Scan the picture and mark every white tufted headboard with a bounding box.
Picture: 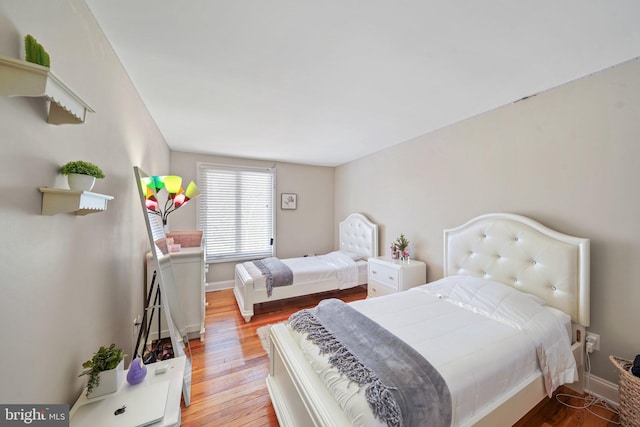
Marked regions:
[444,213,590,327]
[339,213,379,260]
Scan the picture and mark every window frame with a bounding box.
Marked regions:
[197,162,276,264]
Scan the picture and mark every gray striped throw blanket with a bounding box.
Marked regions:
[253,257,293,297]
[289,298,452,427]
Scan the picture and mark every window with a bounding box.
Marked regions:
[198,163,275,263]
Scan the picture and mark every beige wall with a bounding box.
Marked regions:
[336,57,640,383]
[2,0,635,406]
[0,1,170,404]
[170,151,335,283]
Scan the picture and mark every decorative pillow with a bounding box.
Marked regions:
[426,275,547,307]
[338,250,364,261]
[423,275,551,328]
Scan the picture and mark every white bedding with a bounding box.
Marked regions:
[289,275,577,427]
[242,251,366,292]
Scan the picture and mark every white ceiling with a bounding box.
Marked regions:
[86,1,640,167]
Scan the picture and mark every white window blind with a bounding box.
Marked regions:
[198,163,275,263]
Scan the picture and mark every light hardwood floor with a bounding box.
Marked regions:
[180,287,620,426]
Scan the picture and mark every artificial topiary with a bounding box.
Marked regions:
[394,233,410,252]
[24,34,50,67]
[60,160,105,179]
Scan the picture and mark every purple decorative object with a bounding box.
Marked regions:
[126,357,147,385]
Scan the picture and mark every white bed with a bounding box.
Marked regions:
[266,213,590,427]
[234,213,379,322]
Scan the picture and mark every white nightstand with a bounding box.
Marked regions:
[367,256,427,298]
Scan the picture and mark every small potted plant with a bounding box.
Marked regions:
[79,343,126,398]
[394,233,410,260]
[60,160,105,192]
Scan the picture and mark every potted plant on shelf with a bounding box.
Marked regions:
[60,160,105,192]
[79,343,126,398]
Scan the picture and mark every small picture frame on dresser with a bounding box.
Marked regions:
[281,193,297,210]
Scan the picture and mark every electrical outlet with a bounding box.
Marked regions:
[133,314,142,327]
[586,332,600,353]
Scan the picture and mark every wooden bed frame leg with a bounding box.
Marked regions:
[567,325,587,394]
[233,285,254,322]
[234,264,256,322]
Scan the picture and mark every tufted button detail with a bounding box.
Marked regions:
[531,260,537,265]
[551,285,557,291]
[483,272,489,278]
[514,236,519,242]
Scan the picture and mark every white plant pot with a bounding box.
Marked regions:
[67,173,96,191]
[87,360,124,399]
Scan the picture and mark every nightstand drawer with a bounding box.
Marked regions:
[368,280,396,298]
[367,256,427,297]
[368,263,399,288]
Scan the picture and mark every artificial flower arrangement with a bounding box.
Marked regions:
[391,233,410,260]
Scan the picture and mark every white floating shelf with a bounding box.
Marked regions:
[0,55,94,124]
[39,188,113,216]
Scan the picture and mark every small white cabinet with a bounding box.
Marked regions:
[146,245,206,342]
[367,256,427,298]
[70,356,185,427]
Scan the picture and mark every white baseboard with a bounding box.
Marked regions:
[585,372,619,406]
[206,280,234,292]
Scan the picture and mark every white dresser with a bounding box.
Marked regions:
[367,256,427,298]
[146,238,206,342]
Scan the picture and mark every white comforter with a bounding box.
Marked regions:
[290,275,577,427]
[243,251,359,291]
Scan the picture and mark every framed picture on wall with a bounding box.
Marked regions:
[281,193,297,210]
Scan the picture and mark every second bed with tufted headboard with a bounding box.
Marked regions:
[266,212,590,427]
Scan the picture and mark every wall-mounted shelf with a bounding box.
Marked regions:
[0,55,94,124]
[39,188,113,216]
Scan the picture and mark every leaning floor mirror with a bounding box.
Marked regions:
[133,166,193,407]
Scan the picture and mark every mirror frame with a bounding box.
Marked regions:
[133,166,192,406]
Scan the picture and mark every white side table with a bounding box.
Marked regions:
[367,256,427,298]
[70,356,185,427]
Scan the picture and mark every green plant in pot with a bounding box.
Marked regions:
[60,160,105,192]
[79,343,126,398]
[395,233,410,258]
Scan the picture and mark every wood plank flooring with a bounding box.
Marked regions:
[180,287,620,426]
